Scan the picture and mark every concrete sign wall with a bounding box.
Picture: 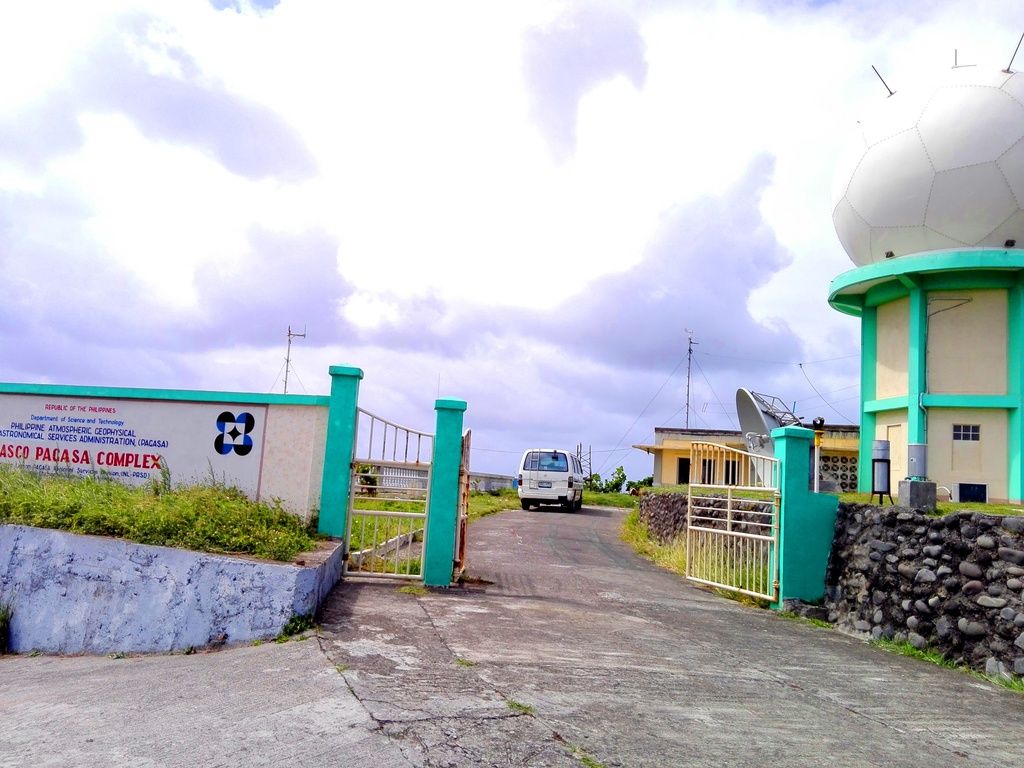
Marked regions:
[0,393,268,495]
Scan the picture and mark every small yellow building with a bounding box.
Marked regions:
[634,425,860,491]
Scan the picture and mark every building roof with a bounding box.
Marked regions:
[635,423,860,454]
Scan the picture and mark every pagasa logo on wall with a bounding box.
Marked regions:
[214,411,255,456]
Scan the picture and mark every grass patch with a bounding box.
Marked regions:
[347,512,422,554]
[397,584,429,596]
[467,488,519,520]
[279,613,314,637]
[620,509,687,574]
[582,490,638,509]
[455,657,477,667]
[570,746,606,768]
[0,465,318,561]
[335,664,348,673]
[840,491,1024,517]
[871,637,1024,693]
[505,698,535,716]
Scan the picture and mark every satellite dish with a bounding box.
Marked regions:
[735,389,802,459]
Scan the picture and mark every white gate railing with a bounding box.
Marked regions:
[346,408,433,580]
[686,442,780,601]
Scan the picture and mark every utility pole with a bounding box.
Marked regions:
[684,329,698,428]
[283,325,306,394]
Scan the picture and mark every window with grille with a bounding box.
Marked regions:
[952,424,980,442]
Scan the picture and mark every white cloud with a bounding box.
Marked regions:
[4,0,1023,479]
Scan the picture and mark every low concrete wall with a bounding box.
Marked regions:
[0,524,343,654]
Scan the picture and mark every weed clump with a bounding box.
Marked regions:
[0,465,317,561]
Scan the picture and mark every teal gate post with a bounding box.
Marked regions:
[423,398,467,587]
[771,426,840,609]
[318,365,363,538]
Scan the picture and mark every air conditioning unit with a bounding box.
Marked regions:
[954,483,987,503]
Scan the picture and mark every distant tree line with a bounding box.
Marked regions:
[585,466,653,494]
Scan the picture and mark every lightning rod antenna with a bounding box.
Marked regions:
[283,324,306,394]
[871,65,895,97]
[1006,32,1024,73]
[684,329,699,429]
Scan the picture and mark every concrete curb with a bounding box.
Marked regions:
[0,524,343,654]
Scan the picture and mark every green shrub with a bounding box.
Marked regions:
[0,466,317,561]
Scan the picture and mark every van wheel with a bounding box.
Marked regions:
[521,499,531,510]
[575,497,583,511]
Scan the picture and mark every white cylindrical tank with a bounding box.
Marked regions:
[872,439,891,493]
[908,443,927,479]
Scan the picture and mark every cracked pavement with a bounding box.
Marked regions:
[319,506,1024,767]
[3,504,1024,766]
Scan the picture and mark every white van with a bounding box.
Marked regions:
[517,448,584,511]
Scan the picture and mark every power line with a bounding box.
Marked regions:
[696,351,858,366]
[693,357,737,429]
[798,363,852,422]
[593,352,689,476]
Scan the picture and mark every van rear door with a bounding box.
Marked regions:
[522,450,540,491]
[535,450,569,495]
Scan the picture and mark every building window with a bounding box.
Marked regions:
[952,424,980,442]
[724,459,739,485]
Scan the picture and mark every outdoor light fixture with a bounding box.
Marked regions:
[884,250,895,258]
[1007,239,1017,247]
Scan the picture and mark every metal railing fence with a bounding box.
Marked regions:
[686,442,780,601]
[346,408,433,580]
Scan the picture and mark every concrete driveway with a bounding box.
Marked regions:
[320,505,1024,767]
[3,504,1024,767]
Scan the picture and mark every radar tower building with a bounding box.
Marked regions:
[829,59,1024,504]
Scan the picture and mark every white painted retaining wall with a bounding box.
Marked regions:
[0,525,343,654]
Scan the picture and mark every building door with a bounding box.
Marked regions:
[677,457,691,485]
[886,423,905,493]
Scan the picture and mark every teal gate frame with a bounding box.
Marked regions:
[685,426,840,608]
[317,366,467,587]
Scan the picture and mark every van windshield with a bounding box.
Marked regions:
[528,454,569,473]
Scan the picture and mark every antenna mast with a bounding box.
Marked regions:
[1006,32,1024,73]
[283,325,306,394]
[684,330,698,429]
[871,65,895,97]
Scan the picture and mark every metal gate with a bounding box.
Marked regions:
[345,408,433,580]
[453,430,471,578]
[686,442,780,602]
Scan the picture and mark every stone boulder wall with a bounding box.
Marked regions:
[825,503,1024,677]
[638,492,773,543]
[638,493,688,543]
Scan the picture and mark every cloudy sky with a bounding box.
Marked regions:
[0,1,1020,480]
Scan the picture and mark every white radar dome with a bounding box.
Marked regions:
[832,66,1024,266]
